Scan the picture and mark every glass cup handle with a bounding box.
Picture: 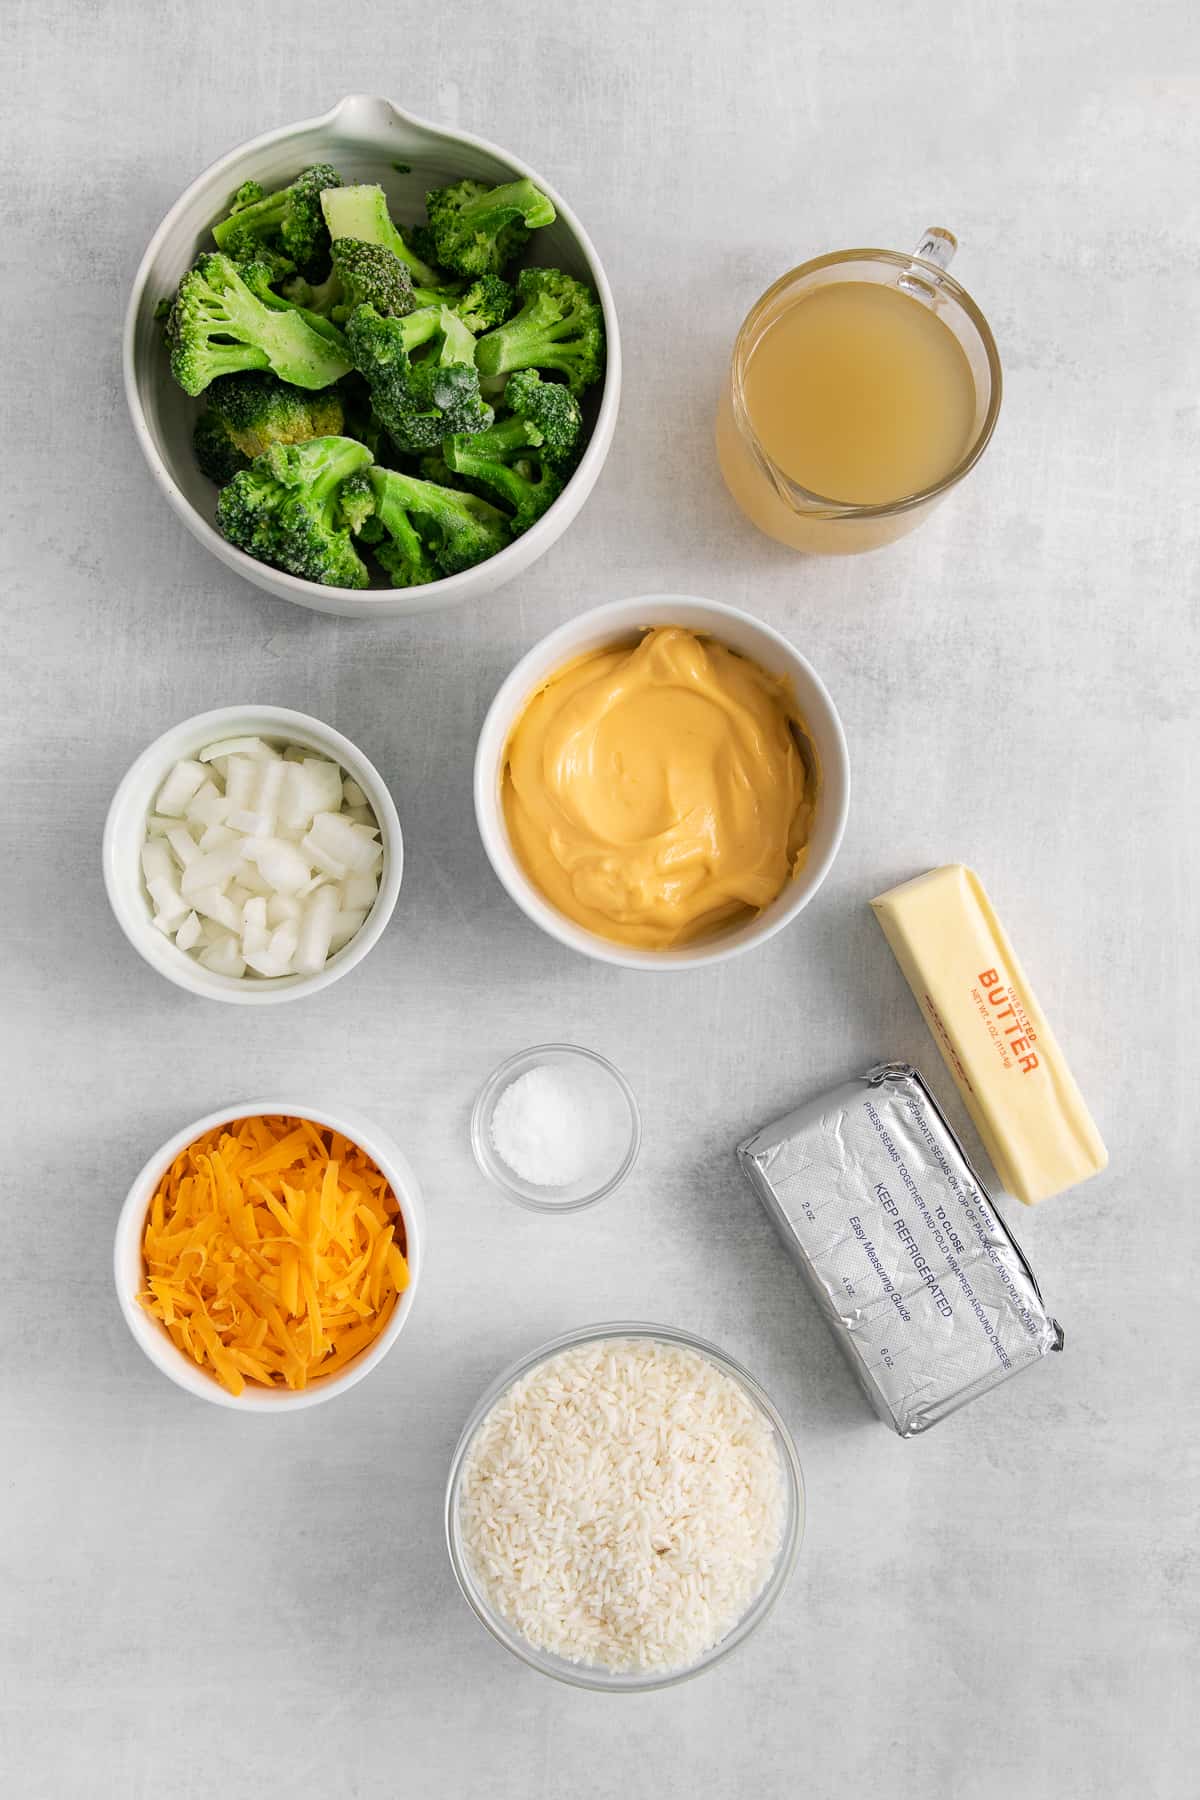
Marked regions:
[898,227,958,301]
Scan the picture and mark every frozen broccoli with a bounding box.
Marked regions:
[367,465,510,585]
[167,253,351,395]
[321,184,443,291]
[283,238,417,323]
[215,435,374,588]
[336,466,377,535]
[192,372,344,483]
[346,302,492,456]
[449,275,515,334]
[422,178,556,278]
[473,267,604,396]
[212,164,343,269]
[442,370,582,532]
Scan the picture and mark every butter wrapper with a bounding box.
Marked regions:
[737,1064,1063,1436]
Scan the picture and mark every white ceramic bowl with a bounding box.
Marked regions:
[103,704,402,1004]
[124,94,622,619]
[114,1099,424,1412]
[445,1322,805,1690]
[474,595,851,969]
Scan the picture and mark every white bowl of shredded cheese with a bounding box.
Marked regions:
[445,1323,804,1689]
[114,1098,424,1411]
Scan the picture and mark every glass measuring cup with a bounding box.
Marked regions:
[715,230,1002,554]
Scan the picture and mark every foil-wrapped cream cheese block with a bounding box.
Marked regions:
[737,1064,1063,1436]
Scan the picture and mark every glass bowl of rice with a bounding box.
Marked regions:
[444,1321,805,1691]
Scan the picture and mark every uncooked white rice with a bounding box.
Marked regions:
[457,1337,786,1674]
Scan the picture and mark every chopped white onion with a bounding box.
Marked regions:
[295,883,339,975]
[266,893,301,928]
[147,875,188,925]
[198,937,246,978]
[241,895,270,956]
[227,809,275,837]
[180,844,245,896]
[185,781,228,828]
[330,907,368,952]
[141,740,382,980]
[154,760,207,817]
[243,836,312,894]
[308,811,382,873]
[342,872,378,911]
[299,833,347,880]
[189,886,241,932]
[165,825,200,868]
[175,910,202,951]
[279,759,342,829]
[141,839,175,885]
[198,823,239,852]
[198,736,273,763]
[268,920,299,965]
[223,756,257,814]
[255,758,287,819]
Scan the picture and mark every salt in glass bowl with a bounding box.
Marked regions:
[470,1044,640,1212]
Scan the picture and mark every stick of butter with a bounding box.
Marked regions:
[871,865,1107,1204]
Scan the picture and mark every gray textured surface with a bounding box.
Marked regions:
[4,3,1197,1796]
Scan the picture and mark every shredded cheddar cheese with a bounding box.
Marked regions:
[139,1115,409,1396]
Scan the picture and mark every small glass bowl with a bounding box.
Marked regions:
[470,1043,641,1212]
[444,1322,806,1691]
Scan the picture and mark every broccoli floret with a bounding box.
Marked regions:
[280,267,338,314]
[216,435,373,588]
[331,239,416,320]
[346,302,493,456]
[337,466,377,535]
[374,508,440,587]
[473,267,604,397]
[212,164,343,269]
[422,178,556,278]
[192,373,344,483]
[442,373,582,532]
[450,275,515,333]
[193,413,251,486]
[285,239,417,324]
[321,184,443,291]
[492,369,583,463]
[166,253,351,396]
[232,242,297,283]
[228,179,264,212]
[368,465,510,584]
[236,260,349,348]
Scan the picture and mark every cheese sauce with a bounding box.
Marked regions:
[502,628,818,949]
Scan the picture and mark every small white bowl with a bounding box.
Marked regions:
[114,1099,423,1411]
[474,595,851,970]
[103,704,402,1004]
[123,93,622,620]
